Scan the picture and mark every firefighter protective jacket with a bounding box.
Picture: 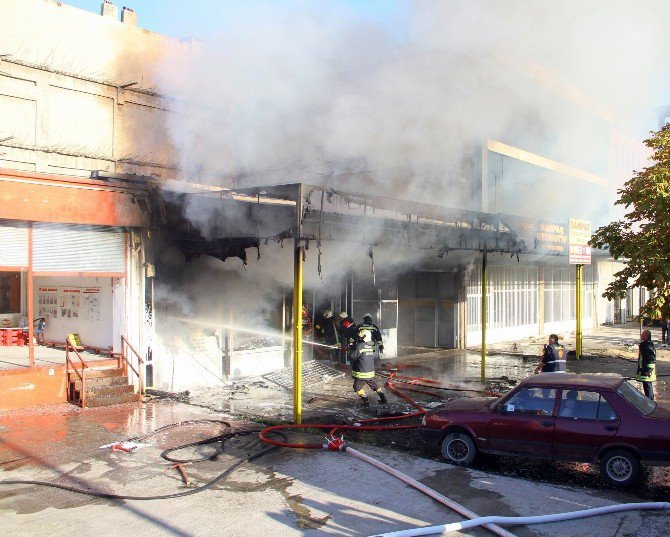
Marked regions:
[636,339,657,382]
[351,341,376,379]
[357,320,383,351]
[542,343,566,373]
[339,317,357,349]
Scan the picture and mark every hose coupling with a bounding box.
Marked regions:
[323,434,346,451]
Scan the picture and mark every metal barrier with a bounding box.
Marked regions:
[66,339,89,407]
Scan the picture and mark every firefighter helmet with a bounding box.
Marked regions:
[363,313,373,321]
[323,310,333,319]
[338,311,348,319]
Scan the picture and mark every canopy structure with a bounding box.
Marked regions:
[92,171,593,423]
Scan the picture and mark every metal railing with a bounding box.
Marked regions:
[121,335,144,397]
[66,339,89,407]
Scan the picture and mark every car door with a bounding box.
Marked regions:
[487,387,557,456]
[552,389,619,461]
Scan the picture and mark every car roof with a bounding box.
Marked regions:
[519,373,624,390]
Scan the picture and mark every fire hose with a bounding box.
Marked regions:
[259,374,515,537]
[259,373,669,537]
[370,502,670,537]
[0,420,284,500]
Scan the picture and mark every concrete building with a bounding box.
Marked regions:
[0,0,182,408]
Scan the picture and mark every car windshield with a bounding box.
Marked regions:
[617,380,656,416]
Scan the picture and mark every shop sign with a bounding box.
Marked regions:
[506,217,568,255]
[569,219,592,264]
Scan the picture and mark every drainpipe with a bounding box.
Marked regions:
[481,250,487,382]
[576,264,583,359]
[292,184,304,424]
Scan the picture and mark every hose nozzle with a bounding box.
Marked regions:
[323,434,346,451]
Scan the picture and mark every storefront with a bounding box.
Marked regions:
[0,168,151,409]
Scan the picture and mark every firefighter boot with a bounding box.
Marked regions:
[376,389,387,405]
[357,389,371,407]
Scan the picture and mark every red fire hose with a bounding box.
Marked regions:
[258,371,516,537]
[258,373,427,449]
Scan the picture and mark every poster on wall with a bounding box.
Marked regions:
[82,287,101,321]
[37,287,59,320]
[59,288,81,319]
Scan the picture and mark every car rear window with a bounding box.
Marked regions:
[558,389,618,421]
[617,380,656,416]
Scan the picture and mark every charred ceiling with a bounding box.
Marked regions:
[153,183,527,267]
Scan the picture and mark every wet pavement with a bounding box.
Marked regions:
[2,324,670,535]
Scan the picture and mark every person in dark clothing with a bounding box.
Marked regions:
[320,310,339,361]
[350,328,387,406]
[357,313,384,360]
[534,334,566,374]
[637,329,656,400]
[662,319,668,346]
[338,311,357,365]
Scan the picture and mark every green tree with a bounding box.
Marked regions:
[589,123,670,321]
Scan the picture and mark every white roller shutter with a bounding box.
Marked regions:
[33,223,126,273]
[0,222,28,267]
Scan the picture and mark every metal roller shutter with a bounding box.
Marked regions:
[0,222,29,267]
[33,223,125,273]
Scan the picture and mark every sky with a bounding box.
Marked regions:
[64,0,412,43]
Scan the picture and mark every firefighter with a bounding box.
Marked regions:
[357,313,384,361]
[350,328,387,407]
[301,304,313,338]
[636,329,656,400]
[320,310,340,362]
[534,334,566,373]
[338,311,356,364]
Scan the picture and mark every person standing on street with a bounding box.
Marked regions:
[637,329,656,400]
[534,334,566,374]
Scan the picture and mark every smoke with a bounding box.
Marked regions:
[161,1,669,202]
[152,1,670,386]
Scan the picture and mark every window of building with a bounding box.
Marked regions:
[0,271,21,314]
[466,264,538,332]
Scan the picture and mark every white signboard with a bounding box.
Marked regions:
[569,219,592,265]
[82,287,101,321]
[37,287,59,320]
[59,287,81,320]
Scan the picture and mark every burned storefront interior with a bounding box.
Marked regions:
[147,180,529,399]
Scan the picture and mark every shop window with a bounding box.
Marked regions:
[0,272,21,313]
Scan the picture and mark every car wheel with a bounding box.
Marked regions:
[599,449,639,487]
[440,432,477,466]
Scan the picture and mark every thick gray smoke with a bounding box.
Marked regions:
[153,0,670,386]
[162,0,669,201]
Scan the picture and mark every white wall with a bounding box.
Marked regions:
[34,275,115,348]
[596,259,625,325]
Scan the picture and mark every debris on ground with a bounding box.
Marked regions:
[262,360,345,390]
[99,441,151,452]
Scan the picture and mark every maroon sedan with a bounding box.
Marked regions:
[419,373,670,487]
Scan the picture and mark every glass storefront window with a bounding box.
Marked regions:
[0,271,21,314]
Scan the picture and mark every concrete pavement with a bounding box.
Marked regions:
[1,400,669,537]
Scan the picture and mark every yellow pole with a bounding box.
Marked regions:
[481,251,487,383]
[576,264,583,359]
[292,240,304,424]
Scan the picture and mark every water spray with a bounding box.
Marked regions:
[176,317,339,349]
